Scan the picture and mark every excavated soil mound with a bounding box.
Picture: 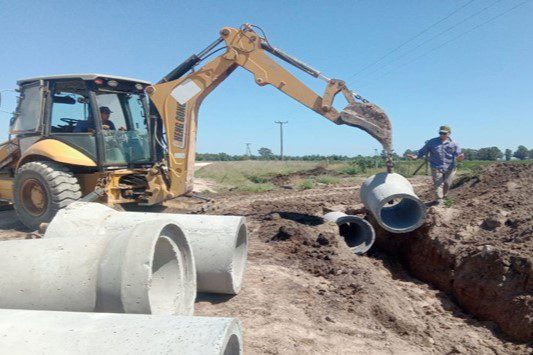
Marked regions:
[375,163,532,342]
[192,173,530,353]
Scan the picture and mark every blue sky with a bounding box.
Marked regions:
[1,0,531,156]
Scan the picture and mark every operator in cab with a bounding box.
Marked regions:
[74,106,117,132]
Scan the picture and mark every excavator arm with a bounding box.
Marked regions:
[148,24,392,199]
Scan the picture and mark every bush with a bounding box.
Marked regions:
[299,179,315,189]
[245,174,269,184]
[339,165,360,175]
[317,175,340,185]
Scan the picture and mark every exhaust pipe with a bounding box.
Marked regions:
[360,173,426,233]
[0,310,242,355]
[324,212,375,254]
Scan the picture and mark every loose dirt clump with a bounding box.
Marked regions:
[375,163,533,342]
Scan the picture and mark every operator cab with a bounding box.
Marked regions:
[12,74,154,168]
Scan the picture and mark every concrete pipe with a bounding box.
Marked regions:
[324,211,375,254]
[360,172,426,233]
[46,202,248,295]
[0,309,242,355]
[0,220,196,315]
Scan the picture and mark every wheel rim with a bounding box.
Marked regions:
[20,179,48,216]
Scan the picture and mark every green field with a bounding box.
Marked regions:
[195,160,531,193]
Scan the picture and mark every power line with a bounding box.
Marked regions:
[357,0,530,88]
[349,0,476,79]
[356,0,503,83]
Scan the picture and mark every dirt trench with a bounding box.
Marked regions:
[190,166,531,353]
[372,163,532,342]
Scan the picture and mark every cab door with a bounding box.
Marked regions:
[10,80,46,153]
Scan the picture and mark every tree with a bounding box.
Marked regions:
[462,148,478,161]
[257,147,274,159]
[488,147,503,161]
[476,147,502,161]
[530,149,533,160]
[505,149,512,161]
[513,145,529,160]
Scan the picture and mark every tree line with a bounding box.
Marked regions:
[403,145,532,161]
[196,145,532,162]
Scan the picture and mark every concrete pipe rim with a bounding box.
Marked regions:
[229,222,248,294]
[120,221,196,315]
[219,318,243,355]
[335,215,376,254]
[376,193,427,233]
[149,223,196,315]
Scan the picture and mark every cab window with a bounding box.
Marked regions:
[50,92,91,133]
[11,82,43,133]
[49,80,97,160]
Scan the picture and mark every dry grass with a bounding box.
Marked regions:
[195,161,322,192]
[195,160,529,192]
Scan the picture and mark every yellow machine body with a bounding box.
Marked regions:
[1,24,392,228]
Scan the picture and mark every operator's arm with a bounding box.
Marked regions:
[455,144,464,162]
[408,140,431,160]
[417,140,432,159]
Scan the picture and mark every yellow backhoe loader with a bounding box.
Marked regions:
[0,24,392,229]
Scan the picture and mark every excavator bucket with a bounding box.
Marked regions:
[339,103,393,152]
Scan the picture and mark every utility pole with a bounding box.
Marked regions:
[274,121,288,161]
[245,143,252,157]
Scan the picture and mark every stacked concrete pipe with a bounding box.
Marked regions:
[324,211,375,254]
[45,202,248,295]
[0,309,242,355]
[360,172,426,233]
[0,219,196,315]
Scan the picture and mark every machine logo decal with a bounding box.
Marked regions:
[173,103,187,149]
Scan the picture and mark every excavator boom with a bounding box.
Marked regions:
[148,24,393,197]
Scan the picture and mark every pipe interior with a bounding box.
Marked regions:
[231,224,248,291]
[163,224,196,314]
[149,235,182,315]
[223,333,241,355]
[338,220,374,254]
[379,197,425,231]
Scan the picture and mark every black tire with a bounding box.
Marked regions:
[13,161,82,230]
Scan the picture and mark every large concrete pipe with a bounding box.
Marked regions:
[0,220,196,315]
[360,172,426,233]
[324,211,375,254]
[0,309,242,355]
[46,202,248,295]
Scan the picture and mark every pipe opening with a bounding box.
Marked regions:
[149,224,195,315]
[338,219,375,254]
[149,235,182,315]
[223,333,241,355]
[379,196,426,232]
[230,224,248,293]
